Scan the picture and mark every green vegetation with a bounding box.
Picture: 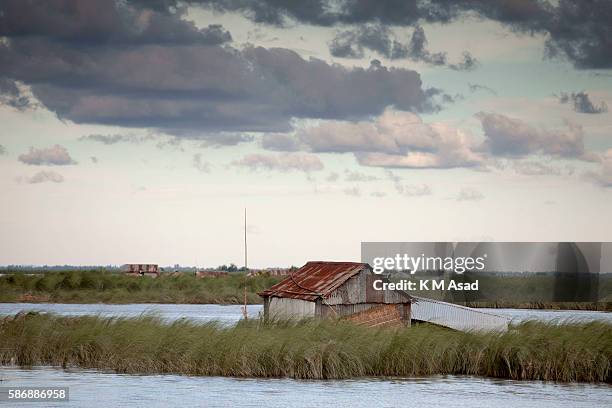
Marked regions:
[0,270,281,304]
[393,273,612,311]
[1,270,610,310]
[1,313,610,382]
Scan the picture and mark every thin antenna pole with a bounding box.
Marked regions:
[243,208,248,320]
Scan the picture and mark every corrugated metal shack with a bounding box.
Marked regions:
[259,261,413,327]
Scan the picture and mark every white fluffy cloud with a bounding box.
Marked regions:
[23,170,64,184]
[476,112,587,159]
[232,153,324,173]
[18,145,76,166]
[297,109,484,169]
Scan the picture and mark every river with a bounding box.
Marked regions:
[0,303,610,324]
[0,367,610,408]
[1,303,610,407]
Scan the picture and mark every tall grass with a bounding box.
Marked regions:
[0,313,610,382]
[0,271,280,304]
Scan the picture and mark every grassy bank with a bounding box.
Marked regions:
[0,271,281,304]
[463,301,612,311]
[0,313,610,383]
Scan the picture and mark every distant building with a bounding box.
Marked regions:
[259,261,413,328]
[123,264,160,278]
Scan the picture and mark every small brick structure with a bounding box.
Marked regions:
[344,304,409,328]
[123,264,160,278]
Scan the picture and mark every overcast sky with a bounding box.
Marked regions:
[0,0,611,268]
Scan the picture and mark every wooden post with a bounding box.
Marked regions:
[242,208,248,320]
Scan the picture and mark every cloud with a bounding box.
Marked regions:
[396,184,432,197]
[512,160,562,176]
[261,133,302,152]
[195,0,612,69]
[325,172,339,182]
[18,145,76,166]
[344,170,379,182]
[476,112,587,159]
[297,109,483,169]
[232,153,324,173]
[329,23,477,70]
[558,91,608,114]
[0,78,34,110]
[192,153,210,173]
[468,83,497,96]
[0,1,435,137]
[406,25,478,71]
[79,133,153,144]
[343,186,361,196]
[584,149,612,187]
[456,187,484,201]
[0,1,232,46]
[177,131,254,147]
[23,170,64,184]
[329,24,410,60]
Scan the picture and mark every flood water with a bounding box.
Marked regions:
[0,304,611,407]
[0,367,610,408]
[0,303,610,324]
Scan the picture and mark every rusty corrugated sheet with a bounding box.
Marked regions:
[258,261,367,301]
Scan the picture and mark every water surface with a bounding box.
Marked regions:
[0,303,610,324]
[0,367,610,408]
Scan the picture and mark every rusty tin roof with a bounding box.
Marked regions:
[258,261,369,301]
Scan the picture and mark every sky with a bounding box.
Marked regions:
[0,0,611,268]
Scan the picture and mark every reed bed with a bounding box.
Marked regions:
[0,313,610,383]
[0,271,280,304]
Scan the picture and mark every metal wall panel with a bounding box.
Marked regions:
[268,297,316,319]
[411,296,509,332]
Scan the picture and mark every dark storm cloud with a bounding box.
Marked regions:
[192,0,612,70]
[558,91,608,114]
[329,24,477,70]
[406,25,477,70]
[0,0,232,46]
[329,24,408,60]
[0,1,434,138]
